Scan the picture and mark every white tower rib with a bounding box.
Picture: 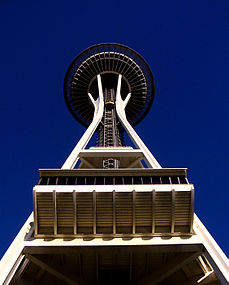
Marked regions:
[63,73,161,170]
[116,74,161,169]
[62,75,104,169]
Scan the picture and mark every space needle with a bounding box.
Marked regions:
[0,43,228,285]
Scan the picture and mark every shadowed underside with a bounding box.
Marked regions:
[10,245,221,285]
[64,43,155,127]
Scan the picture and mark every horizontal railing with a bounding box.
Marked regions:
[38,175,188,186]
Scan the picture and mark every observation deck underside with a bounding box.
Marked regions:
[64,43,155,127]
[10,243,221,285]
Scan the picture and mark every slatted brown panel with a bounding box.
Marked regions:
[96,192,113,234]
[76,192,93,234]
[56,193,74,234]
[116,192,132,234]
[35,189,193,236]
[37,193,54,234]
[155,192,171,233]
[174,191,191,232]
[136,192,152,233]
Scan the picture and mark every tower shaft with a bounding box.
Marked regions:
[96,88,123,148]
[96,87,124,169]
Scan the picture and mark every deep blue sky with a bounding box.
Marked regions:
[0,0,228,258]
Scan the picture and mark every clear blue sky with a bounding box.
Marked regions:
[0,0,228,258]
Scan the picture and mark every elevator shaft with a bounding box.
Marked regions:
[96,88,124,168]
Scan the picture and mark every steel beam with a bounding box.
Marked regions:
[25,254,80,285]
[138,252,201,285]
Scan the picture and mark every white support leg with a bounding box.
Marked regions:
[0,214,34,285]
[193,214,229,284]
[115,74,161,169]
[62,75,104,169]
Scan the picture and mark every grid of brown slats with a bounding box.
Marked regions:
[35,190,193,237]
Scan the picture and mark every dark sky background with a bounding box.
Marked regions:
[0,0,228,259]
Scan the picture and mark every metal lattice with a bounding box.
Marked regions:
[96,88,123,168]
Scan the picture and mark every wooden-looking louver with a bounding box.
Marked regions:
[34,185,194,238]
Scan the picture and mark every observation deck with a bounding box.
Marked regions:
[33,168,194,238]
[64,43,155,127]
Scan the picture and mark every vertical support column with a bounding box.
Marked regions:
[190,188,194,233]
[113,190,116,235]
[152,189,156,234]
[171,189,175,234]
[73,190,77,235]
[33,190,38,236]
[53,190,57,235]
[132,190,136,234]
[93,190,96,235]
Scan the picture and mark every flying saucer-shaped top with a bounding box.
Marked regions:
[64,43,155,127]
